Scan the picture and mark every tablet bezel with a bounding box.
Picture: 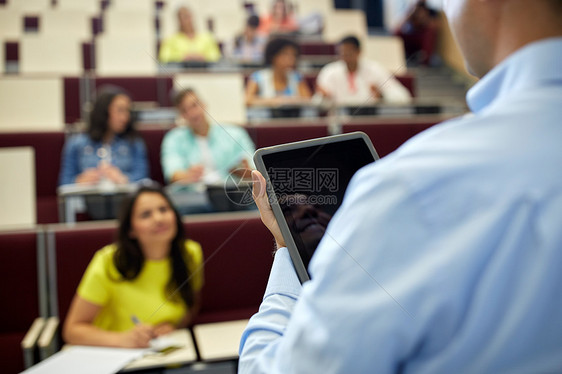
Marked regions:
[253,132,379,283]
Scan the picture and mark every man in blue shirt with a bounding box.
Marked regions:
[239,0,562,373]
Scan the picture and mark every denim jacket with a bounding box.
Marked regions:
[58,133,149,186]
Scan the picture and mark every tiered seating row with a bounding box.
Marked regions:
[0,119,442,224]
[0,210,273,373]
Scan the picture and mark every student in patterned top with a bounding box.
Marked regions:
[245,37,311,106]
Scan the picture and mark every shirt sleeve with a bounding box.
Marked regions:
[123,138,149,182]
[161,129,188,182]
[202,34,222,62]
[238,247,302,372]
[58,136,80,186]
[159,36,174,63]
[239,166,443,373]
[316,65,334,95]
[368,62,412,104]
[77,248,114,306]
[236,127,257,168]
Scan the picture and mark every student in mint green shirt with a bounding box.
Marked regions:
[161,88,255,186]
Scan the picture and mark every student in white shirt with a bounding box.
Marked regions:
[316,35,412,105]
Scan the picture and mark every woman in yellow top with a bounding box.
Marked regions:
[63,184,204,348]
[159,6,221,63]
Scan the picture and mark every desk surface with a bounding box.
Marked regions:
[193,320,249,361]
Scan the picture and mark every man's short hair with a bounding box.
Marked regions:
[340,35,361,50]
[247,14,260,28]
[264,37,300,66]
[173,88,197,107]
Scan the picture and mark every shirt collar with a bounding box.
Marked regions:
[467,37,562,113]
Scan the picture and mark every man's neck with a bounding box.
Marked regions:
[346,61,358,73]
[192,120,210,137]
[181,27,195,38]
[492,4,562,73]
[273,69,287,81]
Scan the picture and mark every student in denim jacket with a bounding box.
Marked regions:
[59,89,149,186]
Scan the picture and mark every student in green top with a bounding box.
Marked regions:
[159,6,221,63]
[161,88,255,186]
[63,184,204,348]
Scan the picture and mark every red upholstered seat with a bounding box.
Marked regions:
[0,230,42,374]
[49,223,117,324]
[185,214,273,324]
[138,127,168,186]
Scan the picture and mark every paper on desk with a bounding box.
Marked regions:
[149,333,184,352]
[21,346,148,374]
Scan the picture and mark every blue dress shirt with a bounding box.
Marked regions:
[239,38,562,373]
[58,134,149,186]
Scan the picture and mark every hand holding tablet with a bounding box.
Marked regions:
[253,132,379,283]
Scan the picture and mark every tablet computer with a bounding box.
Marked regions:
[254,132,379,283]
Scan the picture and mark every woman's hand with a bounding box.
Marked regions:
[119,324,156,348]
[252,170,285,248]
[172,165,205,184]
[99,162,129,184]
[75,168,101,185]
[153,322,176,337]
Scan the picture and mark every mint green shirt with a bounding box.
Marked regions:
[161,123,255,183]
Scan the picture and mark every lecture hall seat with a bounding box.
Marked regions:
[0,229,47,374]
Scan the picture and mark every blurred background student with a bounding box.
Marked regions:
[316,35,412,105]
[258,0,299,36]
[58,88,148,186]
[394,0,440,66]
[161,89,256,214]
[225,14,266,64]
[63,185,204,348]
[159,6,221,63]
[162,88,255,186]
[245,38,311,106]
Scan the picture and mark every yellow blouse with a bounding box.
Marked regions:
[77,240,204,331]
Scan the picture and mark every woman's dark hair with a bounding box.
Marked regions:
[88,88,138,142]
[113,184,195,308]
[264,37,300,66]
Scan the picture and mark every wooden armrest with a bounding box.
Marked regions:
[37,316,60,361]
[21,317,47,369]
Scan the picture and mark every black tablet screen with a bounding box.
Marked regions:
[262,138,376,270]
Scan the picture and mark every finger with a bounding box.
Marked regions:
[251,170,267,200]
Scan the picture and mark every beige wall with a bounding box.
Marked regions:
[0,147,36,227]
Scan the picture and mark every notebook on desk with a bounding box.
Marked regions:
[22,330,197,374]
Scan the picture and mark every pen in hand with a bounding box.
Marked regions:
[128,315,156,348]
[131,315,141,326]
